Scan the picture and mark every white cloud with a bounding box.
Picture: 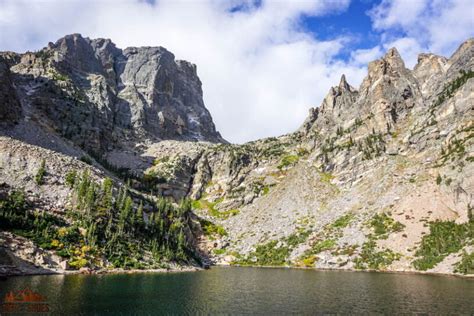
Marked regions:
[370,0,428,31]
[0,0,368,143]
[369,0,474,67]
[350,46,384,66]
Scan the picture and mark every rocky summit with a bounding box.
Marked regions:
[0,35,473,276]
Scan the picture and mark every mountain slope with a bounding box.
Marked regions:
[0,36,473,276]
[146,39,473,275]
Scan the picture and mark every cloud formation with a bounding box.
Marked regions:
[369,0,474,67]
[0,0,472,143]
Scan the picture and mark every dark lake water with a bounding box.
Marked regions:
[0,267,473,315]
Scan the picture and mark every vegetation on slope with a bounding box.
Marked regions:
[354,237,401,270]
[233,229,311,266]
[369,213,405,238]
[412,220,473,271]
[0,170,201,270]
[454,251,474,274]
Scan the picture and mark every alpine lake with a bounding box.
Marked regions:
[1,266,473,315]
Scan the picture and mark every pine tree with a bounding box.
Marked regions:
[136,201,144,228]
[98,177,113,217]
[35,159,47,185]
[85,182,96,216]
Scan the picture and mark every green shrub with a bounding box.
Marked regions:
[355,238,401,270]
[370,213,405,237]
[262,186,270,195]
[235,229,311,266]
[454,251,474,274]
[245,240,291,266]
[301,255,317,267]
[286,230,311,248]
[69,257,88,269]
[413,220,473,270]
[35,159,46,185]
[65,170,77,188]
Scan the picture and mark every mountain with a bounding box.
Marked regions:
[0,35,473,276]
[1,34,224,153]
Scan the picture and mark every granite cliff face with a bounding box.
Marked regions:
[0,36,473,276]
[1,34,224,155]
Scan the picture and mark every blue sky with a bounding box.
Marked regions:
[0,0,473,143]
[304,0,381,58]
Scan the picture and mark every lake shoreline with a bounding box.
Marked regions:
[217,263,474,279]
[0,265,202,279]
[2,263,472,279]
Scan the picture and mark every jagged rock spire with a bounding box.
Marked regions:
[339,74,349,90]
[384,47,406,70]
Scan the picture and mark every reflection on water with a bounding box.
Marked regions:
[0,267,473,314]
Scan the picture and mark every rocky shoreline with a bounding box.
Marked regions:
[0,231,201,278]
[2,261,472,279]
[0,257,201,278]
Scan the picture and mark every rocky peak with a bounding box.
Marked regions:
[362,47,408,90]
[1,34,226,155]
[338,74,351,91]
[413,53,448,95]
[445,38,474,79]
[50,34,106,75]
[384,47,405,69]
[449,38,474,64]
[304,74,358,133]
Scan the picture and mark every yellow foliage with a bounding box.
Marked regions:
[58,227,68,237]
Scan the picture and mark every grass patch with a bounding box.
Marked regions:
[331,213,354,229]
[199,218,228,237]
[192,198,239,219]
[277,155,299,170]
[319,172,335,184]
[213,248,226,255]
[311,239,336,254]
